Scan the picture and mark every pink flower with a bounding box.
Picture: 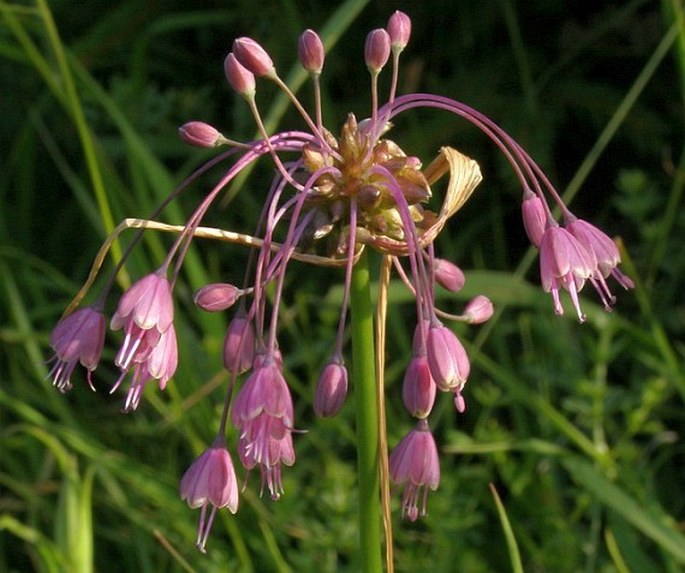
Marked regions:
[426,322,470,392]
[313,360,348,418]
[364,28,391,73]
[110,271,174,371]
[565,217,634,310]
[387,11,412,51]
[232,37,275,78]
[389,420,440,521]
[298,29,325,75]
[539,225,595,321]
[180,440,239,553]
[402,355,436,419]
[224,52,256,97]
[521,190,547,247]
[222,313,255,374]
[193,283,242,312]
[48,306,105,392]
[462,295,494,324]
[238,426,295,500]
[178,121,225,148]
[433,258,465,293]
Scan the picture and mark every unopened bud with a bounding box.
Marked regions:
[364,28,391,73]
[194,283,242,312]
[402,355,436,419]
[454,390,467,414]
[232,37,275,77]
[298,29,325,74]
[462,295,494,324]
[223,314,255,374]
[433,258,465,292]
[426,322,470,392]
[522,189,547,247]
[178,121,225,148]
[224,52,256,97]
[387,11,411,51]
[314,360,348,418]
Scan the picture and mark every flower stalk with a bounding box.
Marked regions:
[350,251,383,573]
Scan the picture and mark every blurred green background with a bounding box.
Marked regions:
[1,0,684,571]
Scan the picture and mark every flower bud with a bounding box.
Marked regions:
[314,360,348,418]
[298,29,325,74]
[387,11,411,51]
[522,190,547,247]
[462,295,494,324]
[433,258,465,292]
[224,52,256,97]
[364,28,391,73]
[454,390,467,414]
[426,322,470,392]
[178,121,225,148]
[223,314,255,374]
[402,355,436,418]
[232,37,275,77]
[193,283,242,312]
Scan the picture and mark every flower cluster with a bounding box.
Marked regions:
[46,9,632,551]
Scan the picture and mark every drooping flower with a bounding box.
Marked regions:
[389,419,440,521]
[110,270,174,371]
[426,322,470,392]
[402,355,436,419]
[48,306,106,392]
[180,439,239,553]
[539,225,595,321]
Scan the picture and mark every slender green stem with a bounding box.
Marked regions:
[350,251,383,573]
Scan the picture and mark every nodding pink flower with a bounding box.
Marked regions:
[178,121,226,148]
[314,359,348,418]
[238,426,295,500]
[389,419,440,521]
[521,190,547,247]
[232,37,275,78]
[364,28,391,73]
[110,271,174,371]
[298,29,325,75]
[193,283,242,312]
[433,258,466,292]
[224,52,256,97]
[387,10,412,51]
[115,324,178,412]
[462,295,494,324]
[180,440,239,553]
[48,306,105,392]
[222,313,255,374]
[231,360,294,430]
[426,322,470,392]
[539,225,595,322]
[565,217,634,310]
[402,355,436,419]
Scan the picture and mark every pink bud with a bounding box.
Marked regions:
[426,323,470,392]
[193,283,242,312]
[364,28,391,73]
[387,11,411,50]
[298,29,325,74]
[433,258,466,292]
[223,314,255,374]
[454,390,467,414]
[402,356,436,418]
[232,37,275,77]
[224,52,256,97]
[462,295,494,324]
[178,121,225,148]
[522,190,547,247]
[313,360,348,418]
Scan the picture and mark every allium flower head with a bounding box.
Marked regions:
[48,306,105,392]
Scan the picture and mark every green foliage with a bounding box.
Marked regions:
[1,0,684,571]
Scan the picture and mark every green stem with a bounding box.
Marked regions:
[350,251,383,573]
